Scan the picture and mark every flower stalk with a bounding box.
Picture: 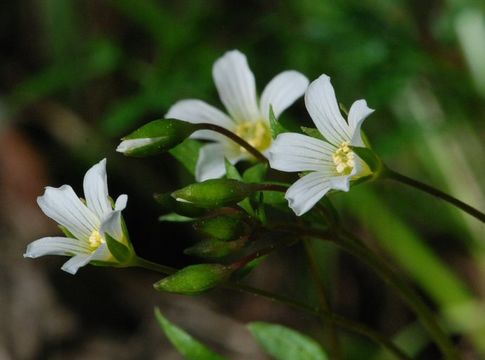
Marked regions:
[383,168,485,223]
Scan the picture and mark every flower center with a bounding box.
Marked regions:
[235,120,272,153]
[88,230,105,250]
[332,141,355,175]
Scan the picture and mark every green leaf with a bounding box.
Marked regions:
[301,127,325,141]
[159,213,195,222]
[154,308,227,360]
[170,139,203,176]
[105,233,131,263]
[269,105,287,139]
[351,146,383,174]
[243,163,268,183]
[248,322,328,360]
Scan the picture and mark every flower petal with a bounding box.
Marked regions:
[305,74,351,145]
[83,159,112,221]
[100,209,124,243]
[348,99,374,147]
[269,133,336,172]
[37,185,99,241]
[213,50,260,123]
[285,172,332,216]
[24,236,91,258]
[195,143,229,181]
[61,253,94,275]
[114,194,128,211]
[260,71,309,120]
[90,242,112,262]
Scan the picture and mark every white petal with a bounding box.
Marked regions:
[38,185,99,241]
[61,253,93,275]
[24,236,91,258]
[83,159,112,221]
[166,99,234,129]
[305,75,351,145]
[195,143,229,182]
[116,138,163,154]
[100,210,124,243]
[285,172,332,216]
[91,242,112,262]
[260,71,309,119]
[213,50,260,122]
[348,99,374,147]
[269,133,336,172]
[114,194,128,211]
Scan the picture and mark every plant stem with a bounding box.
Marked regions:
[303,239,342,360]
[228,282,411,360]
[384,168,485,223]
[196,123,268,163]
[134,256,410,359]
[330,230,459,360]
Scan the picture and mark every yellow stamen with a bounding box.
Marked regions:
[88,230,105,250]
[332,141,355,175]
[235,120,272,153]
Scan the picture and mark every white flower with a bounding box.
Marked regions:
[166,50,309,182]
[24,159,130,274]
[269,74,374,216]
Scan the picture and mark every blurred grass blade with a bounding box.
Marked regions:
[154,308,227,360]
[248,322,328,360]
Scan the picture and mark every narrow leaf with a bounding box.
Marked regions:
[248,322,328,360]
[159,213,195,222]
[155,308,227,360]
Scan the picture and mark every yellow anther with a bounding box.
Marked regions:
[235,120,272,153]
[332,141,355,175]
[88,230,105,250]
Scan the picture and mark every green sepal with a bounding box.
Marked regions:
[154,308,227,360]
[193,213,245,241]
[351,146,383,175]
[159,213,196,222]
[105,233,132,263]
[269,105,287,139]
[301,127,325,141]
[243,163,268,183]
[172,179,258,209]
[154,264,232,295]
[184,238,246,259]
[58,225,76,239]
[120,119,199,156]
[224,158,243,181]
[154,192,207,217]
[248,322,328,360]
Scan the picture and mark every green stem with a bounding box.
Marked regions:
[227,282,411,360]
[384,168,485,223]
[331,230,459,360]
[303,239,342,360]
[196,123,268,163]
[134,256,409,359]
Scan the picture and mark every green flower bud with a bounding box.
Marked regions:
[153,264,232,295]
[117,119,199,156]
[172,179,257,209]
[193,213,245,241]
[154,192,206,218]
[184,239,246,259]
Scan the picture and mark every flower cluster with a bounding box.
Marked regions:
[25,50,376,273]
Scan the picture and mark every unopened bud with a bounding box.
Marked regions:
[153,264,232,295]
[172,179,257,209]
[193,213,245,241]
[117,119,199,156]
[154,192,206,218]
[184,239,246,259]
